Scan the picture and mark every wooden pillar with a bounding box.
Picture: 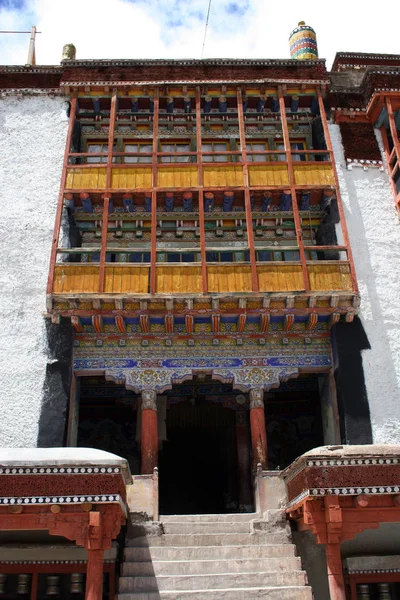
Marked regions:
[195,87,207,294]
[150,89,159,294]
[249,388,267,469]
[141,390,158,474]
[237,87,258,292]
[325,543,346,600]
[278,86,309,291]
[47,95,77,295]
[235,410,253,510]
[85,549,104,600]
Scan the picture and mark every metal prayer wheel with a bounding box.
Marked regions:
[378,583,392,599]
[357,584,371,599]
[17,574,31,595]
[62,43,76,61]
[70,573,85,594]
[45,575,60,596]
[0,574,6,594]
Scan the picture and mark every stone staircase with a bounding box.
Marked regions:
[117,512,313,599]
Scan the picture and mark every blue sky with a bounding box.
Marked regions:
[0,0,399,68]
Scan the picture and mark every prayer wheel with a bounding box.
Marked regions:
[289,21,318,60]
[62,44,76,61]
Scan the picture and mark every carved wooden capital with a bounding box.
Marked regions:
[141,390,157,411]
[249,388,264,409]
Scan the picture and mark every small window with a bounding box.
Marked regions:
[124,142,152,163]
[246,142,268,162]
[160,142,191,163]
[202,141,229,162]
[291,141,307,162]
[275,142,286,162]
[87,142,108,164]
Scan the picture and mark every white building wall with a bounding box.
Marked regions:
[0,96,68,447]
[330,124,400,443]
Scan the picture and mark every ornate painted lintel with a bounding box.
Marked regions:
[105,366,299,395]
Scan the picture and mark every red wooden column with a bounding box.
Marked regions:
[195,86,208,293]
[141,390,158,474]
[325,543,346,600]
[85,549,104,600]
[99,91,117,293]
[237,87,259,292]
[235,410,253,510]
[150,89,160,294]
[249,388,267,469]
[316,88,358,294]
[47,95,78,295]
[278,86,309,291]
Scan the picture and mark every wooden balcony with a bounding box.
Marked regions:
[51,261,353,297]
[64,162,335,192]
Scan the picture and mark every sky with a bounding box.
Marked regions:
[0,0,399,69]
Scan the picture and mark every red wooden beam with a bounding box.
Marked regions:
[380,125,400,214]
[237,87,259,292]
[47,96,78,295]
[278,87,309,292]
[150,89,159,295]
[196,86,208,294]
[98,91,117,293]
[317,88,359,294]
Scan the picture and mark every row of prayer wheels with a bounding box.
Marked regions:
[0,572,86,595]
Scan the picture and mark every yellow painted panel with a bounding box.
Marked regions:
[203,166,243,187]
[104,266,149,293]
[65,168,107,190]
[248,165,289,186]
[207,266,252,293]
[110,167,152,189]
[156,267,202,293]
[293,164,334,186]
[53,266,99,293]
[157,166,198,188]
[308,264,353,291]
[257,264,304,292]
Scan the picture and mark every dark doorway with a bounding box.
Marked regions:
[266,374,325,469]
[159,394,242,515]
[76,376,141,474]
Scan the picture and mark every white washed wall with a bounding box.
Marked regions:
[0,96,68,446]
[330,124,400,443]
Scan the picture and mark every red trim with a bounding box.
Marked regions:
[195,87,208,294]
[237,87,258,292]
[150,90,159,294]
[47,96,77,295]
[279,87,309,291]
[317,88,358,294]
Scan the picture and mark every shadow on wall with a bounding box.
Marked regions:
[37,317,74,447]
[331,125,400,443]
[332,318,372,444]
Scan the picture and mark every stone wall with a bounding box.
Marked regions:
[0,96,69,447]
[330,124,400,443]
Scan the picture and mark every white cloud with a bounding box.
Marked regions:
[0,0,399,69]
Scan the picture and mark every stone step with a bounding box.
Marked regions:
[119,570,307,592]
[162,522,251,534]
[128,532,289,547]
[117,585,313,599]
[122,556,302,577]
[160,513,259,523]
[124,544,297,562]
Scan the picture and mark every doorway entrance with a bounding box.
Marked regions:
[159,380,252,515]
